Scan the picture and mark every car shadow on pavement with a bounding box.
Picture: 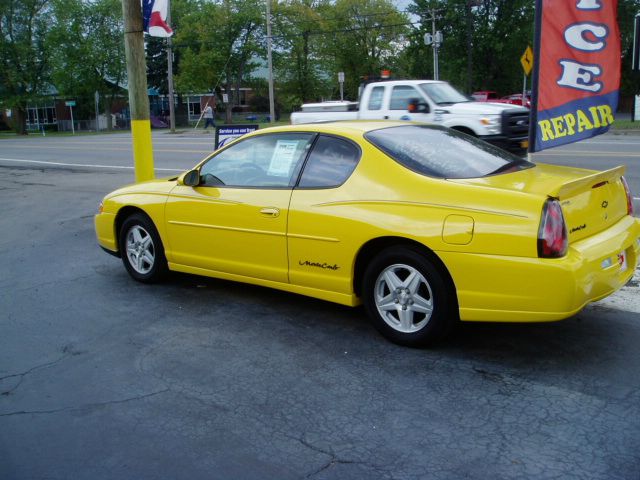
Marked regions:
[436,305,640,375]
[157,271,640,369]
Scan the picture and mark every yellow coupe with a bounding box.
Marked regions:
[95,122,640,346]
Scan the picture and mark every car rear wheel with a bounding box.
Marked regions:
[363,246,457,347]
[119,213,167,283]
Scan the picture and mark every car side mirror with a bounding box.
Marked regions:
[408,98,429,114]
[181,169,200,187]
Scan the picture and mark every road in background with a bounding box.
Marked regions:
[532,133,640,200]
[0,131,638,173]
[1,130,639,204]
[1,129,638,214]
[0,131,211,174]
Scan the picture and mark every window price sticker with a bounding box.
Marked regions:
[268,140,300,177]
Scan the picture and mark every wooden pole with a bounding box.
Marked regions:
[122,0,155,182]
[69,106,75,135]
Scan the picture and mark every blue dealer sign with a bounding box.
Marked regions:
[214,124,259,150]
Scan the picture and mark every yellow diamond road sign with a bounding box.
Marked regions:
[521,46,534,76]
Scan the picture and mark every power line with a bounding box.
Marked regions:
[171,19,420,49]
[271,20,419,40]
[271,10,405,25]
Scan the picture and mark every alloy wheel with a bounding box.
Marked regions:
[373,263,434,333]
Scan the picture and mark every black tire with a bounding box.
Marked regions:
[362,246,458,347]
[119,213,168,283]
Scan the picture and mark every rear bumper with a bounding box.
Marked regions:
[441,215,640,322]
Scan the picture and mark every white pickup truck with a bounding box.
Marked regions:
[290,80,531,154]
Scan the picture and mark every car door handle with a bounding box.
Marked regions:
[260,207,280,218]
[383,115,389,119]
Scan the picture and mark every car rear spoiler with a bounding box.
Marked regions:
[553,165,626,199]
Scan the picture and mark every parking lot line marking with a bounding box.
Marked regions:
[534,151,640,157]
[581,141,640,145]
[0,140,216,147]
[2,144,210,154]
[0,157,183,172]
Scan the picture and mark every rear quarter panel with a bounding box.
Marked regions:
[287,141,544,295]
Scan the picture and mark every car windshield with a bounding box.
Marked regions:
[419,83,471,105]
[364,125,534,179]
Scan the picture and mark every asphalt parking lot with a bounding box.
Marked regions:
[1,137,640,479]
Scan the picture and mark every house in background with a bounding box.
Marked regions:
[6,83,256,132]
[17,81,129,132]
[183,88,254,123]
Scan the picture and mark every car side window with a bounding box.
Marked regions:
[367,86,385,110]
[199,133,314,188]
[298,135,361,188]
[389,86,421,110]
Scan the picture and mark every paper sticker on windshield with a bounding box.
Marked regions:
[268,140,300,176]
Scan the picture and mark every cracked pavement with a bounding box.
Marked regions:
[1,164,639,480]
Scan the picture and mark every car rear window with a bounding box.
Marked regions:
[298,135,360,188]
[364,125,533,179]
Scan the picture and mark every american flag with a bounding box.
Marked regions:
[142,0,173,38]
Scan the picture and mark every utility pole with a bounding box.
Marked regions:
[423,8,443,81]
[465,1,473,92]
[122,0,155,182]
[431,10,439,80]
[266,0,275,123]
[166,9,176,132]
[465,1,482,92]
[94,91,100,132]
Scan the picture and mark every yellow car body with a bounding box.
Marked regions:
[95,121,640,344]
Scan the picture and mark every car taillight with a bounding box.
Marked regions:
[621,176,634,216]
[538,199,568,258]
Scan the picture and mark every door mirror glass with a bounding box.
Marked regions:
[182,169,200,187]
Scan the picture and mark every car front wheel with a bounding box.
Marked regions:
[119,213,167,283]
[363,246,457,347]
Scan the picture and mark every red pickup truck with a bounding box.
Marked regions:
[471,91,508,102]
[472,91,531,109]
[501,93,532,109]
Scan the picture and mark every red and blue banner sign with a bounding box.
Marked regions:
[529,0,620,152]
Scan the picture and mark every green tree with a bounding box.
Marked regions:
[0,0,53,134]
[405,0,534,95]
[49,0,126,127]
[271,0,333,108]
[325,0,409,99]
[175,0,263,123]
[146,0,199,94]
[146,37,170,94]
[619,0,640,100]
